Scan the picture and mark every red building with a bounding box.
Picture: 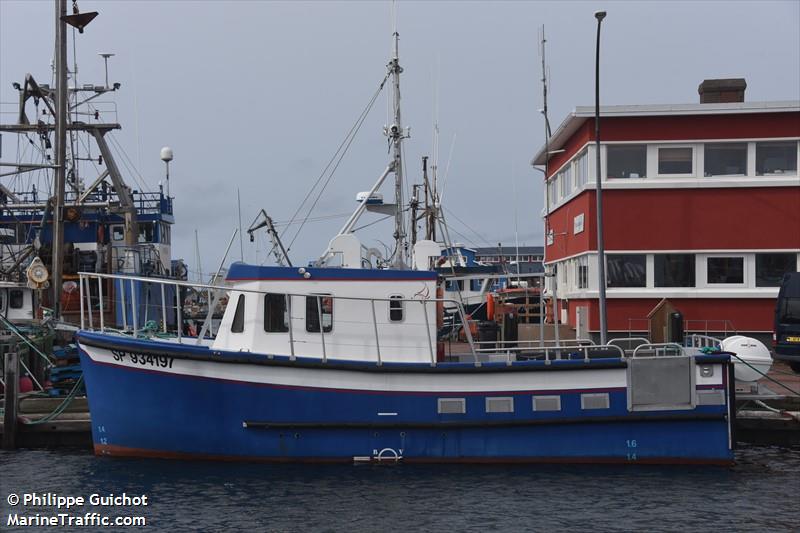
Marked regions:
[532,80,800,342]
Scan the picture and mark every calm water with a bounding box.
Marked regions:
[1,445,798,532]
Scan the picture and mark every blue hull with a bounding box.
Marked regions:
[77,333,734,464]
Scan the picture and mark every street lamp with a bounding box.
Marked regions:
[594,10,608,345]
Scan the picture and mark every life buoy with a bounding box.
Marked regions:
[486,293,495,321]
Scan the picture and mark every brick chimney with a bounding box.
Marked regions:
[698,78,747,103]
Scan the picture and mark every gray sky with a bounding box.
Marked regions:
[1,0,798,279]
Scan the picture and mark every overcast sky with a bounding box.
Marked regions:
[1,0,798,279]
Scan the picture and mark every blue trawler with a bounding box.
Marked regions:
[75,30,735,465]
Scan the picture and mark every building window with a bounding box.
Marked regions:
[756,141,798,175]
[547,179,557,206]
[654,254,695,288]
[306,295,333,333]
[607,254,646,288]
[577,256,588,289]
[707,257,744,285]
[575,150,589,187]
[704,143,747,176]
[231,294,245,333]
[756,253,797,287]
[389,295,404,322]
[658,147,693,175]
[264,293,289,332]
[607,145,647,179]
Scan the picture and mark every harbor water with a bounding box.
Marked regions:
[1,445,798,532]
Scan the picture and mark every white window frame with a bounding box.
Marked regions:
[650,144,697,178]
[700,254,747,288]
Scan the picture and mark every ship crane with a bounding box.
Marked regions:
[247,209,292,267]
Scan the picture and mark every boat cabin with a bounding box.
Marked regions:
[212,263,439,363]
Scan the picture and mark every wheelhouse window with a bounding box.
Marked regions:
[756,253,797,287]
[607,254,646,288]
[9,289,24,309]
[607,145,647,179]
[306,295,333,333]
[389,295,404,322]
[231,294,245,333]
[756,141,798,175]
[704,143,747,176]
[264,293,289,332]
[658,147,693,175]
[137,222,155,243]
[111,225,124,242]
[655,254,695,288]
[445,279,464,292]
[707,257,744,285]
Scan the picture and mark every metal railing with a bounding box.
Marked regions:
[631,343,685,358]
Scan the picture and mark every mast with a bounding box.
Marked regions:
[387,31,407,268]
[51,0,68,319]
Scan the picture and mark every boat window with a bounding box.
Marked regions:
[485,397,514,413]
[137,222,155,243]
[111,225,124,242]
[654,254,695,288]
[532,396,561,412]
[607,254,646,288]
[756,141,798,175]
[581,393,610,410]
[264,293,289,332]
[437,398,465,414]
[707,257,744,285]
[607,144,647,179]
[756,253,797,287]
[160,222,171,245]
[306,295,333,333]
[445,279,464,292]
[470,279,482,292]
[704,143,747,176]
[9,289,24,309]
[389,295,404,322]
[231,294,245,333]
[658,147,693,175]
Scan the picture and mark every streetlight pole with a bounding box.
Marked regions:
[594,10,608,345]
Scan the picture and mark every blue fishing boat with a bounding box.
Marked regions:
[75,31,735,465]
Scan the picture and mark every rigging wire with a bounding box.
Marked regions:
[442,206,493,248]
[283,73,390,252]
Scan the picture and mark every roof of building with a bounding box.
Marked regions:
[473,246,544,256]
[532,100,800,165]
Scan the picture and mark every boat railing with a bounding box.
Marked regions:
[631,343,685,358]
[684,319,738,337]
[608,337,651,356]
[77,271,479,365]
[471,339,624,364]
[685,334,722,350]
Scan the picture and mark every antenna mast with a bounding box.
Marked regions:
[387,31,408,268]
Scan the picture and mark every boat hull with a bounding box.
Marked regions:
[77,332,734,464]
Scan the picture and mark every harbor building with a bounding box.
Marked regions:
[532,79,800,342]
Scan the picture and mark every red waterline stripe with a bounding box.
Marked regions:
[93,444,733,466]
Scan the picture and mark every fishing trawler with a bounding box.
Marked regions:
[75,29,736,464]
[0,0,185,398]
